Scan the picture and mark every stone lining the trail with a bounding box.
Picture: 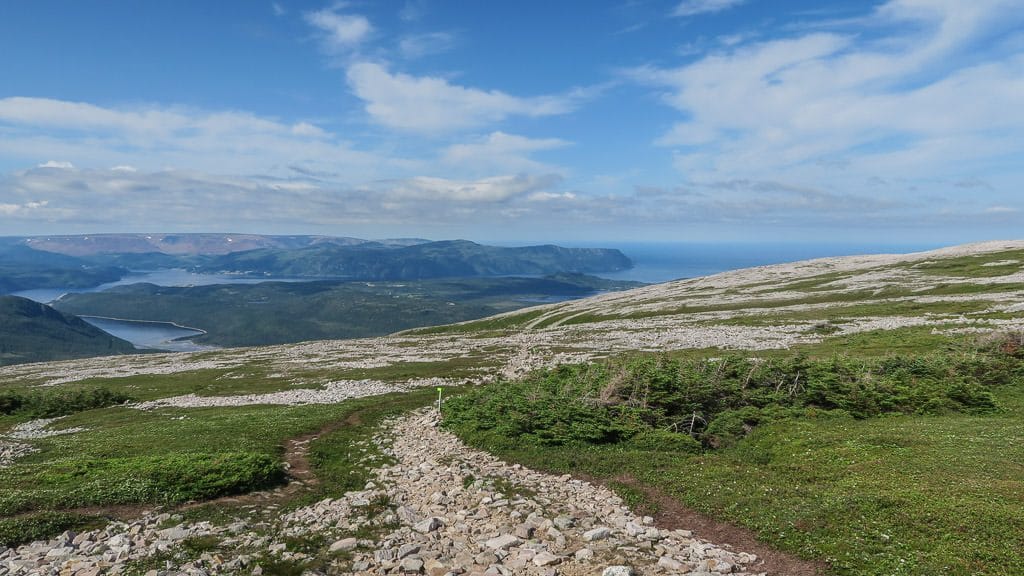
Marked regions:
[2,410,767,575]
[133,377,452,410]
[316,409,765,575]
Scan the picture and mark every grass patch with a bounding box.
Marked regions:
[405,307,551,335]
[709,299,993,328]
[443,335,1024,575]
[0,452,283,518]
[328,357,498,383]
[910,251,1024,278]
[0,388,446,546]
[794,326,961,357]
[0,511,103,548]
[303,387,443,501]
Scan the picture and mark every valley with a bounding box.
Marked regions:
[0,234,640,363]
[0,241,1023,575]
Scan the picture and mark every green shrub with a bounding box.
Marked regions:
[444,340,1017,452]
[0,391,23,414]
[0,387,132,417]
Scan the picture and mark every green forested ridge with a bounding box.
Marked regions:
[0,240,128,292]
[194,240,632,279]
[0,296,136,366]
[53,274,641,347]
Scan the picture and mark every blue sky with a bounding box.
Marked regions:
[0,0,1021,244]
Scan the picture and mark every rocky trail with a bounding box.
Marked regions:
[1,409,798,575]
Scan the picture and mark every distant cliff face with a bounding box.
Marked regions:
[0,296,137,366]
[18,233,358,256]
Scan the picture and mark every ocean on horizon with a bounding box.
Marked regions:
[583,242,943,284]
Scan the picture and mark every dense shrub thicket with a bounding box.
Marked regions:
[0,387,132,418]
[443,336,1024,450]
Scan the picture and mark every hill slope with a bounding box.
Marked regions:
[2,241,1024,576]
[0,296,137,366]
[52,274,642,347]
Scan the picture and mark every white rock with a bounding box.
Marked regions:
[328,537,358,553]
[485,534,521,550]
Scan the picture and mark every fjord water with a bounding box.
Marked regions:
[10,242,939,351]
[80,316,210,352]
[12,268,305,304]
[593,242,942,283]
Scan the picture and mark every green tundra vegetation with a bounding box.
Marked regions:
[3,244,1024,575]
[442,333,1024,575]
[0,385,441,548]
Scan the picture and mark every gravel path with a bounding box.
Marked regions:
[2,410,771,575]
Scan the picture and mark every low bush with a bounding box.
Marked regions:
[0,387,132,418]
[444,336,1021,452]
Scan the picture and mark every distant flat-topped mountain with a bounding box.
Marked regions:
[197,239,633,280]
[0,295,136,366]
[17,233,431,257]
[0,235,632,288]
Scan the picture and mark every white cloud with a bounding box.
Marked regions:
[441,132,570,174]
[290,122,328,137]
[0,200,48,215]
[632,0,1024,184]
[527,191,577,202]
[672,0,746,17]
[0,167,570,234]
[304,8,373,51]
[398,32,456,59]
[110,165,137,172]
[37,160,74,169]
[985,206,1018,214]
[345,62,584,133]
[383,173,562,202]
[272,2,285,16]
[0,97,401,181]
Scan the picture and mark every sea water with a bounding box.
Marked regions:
[591,242,941,284]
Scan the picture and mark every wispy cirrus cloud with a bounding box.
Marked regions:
[441,132,570,175]
[36,160,74,169]
[672,0,746,18]
[345,62,589,134]
[398,31,457,59]
[631,0,1024,186]
[376,173,562,202]
[0,96,404,180]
